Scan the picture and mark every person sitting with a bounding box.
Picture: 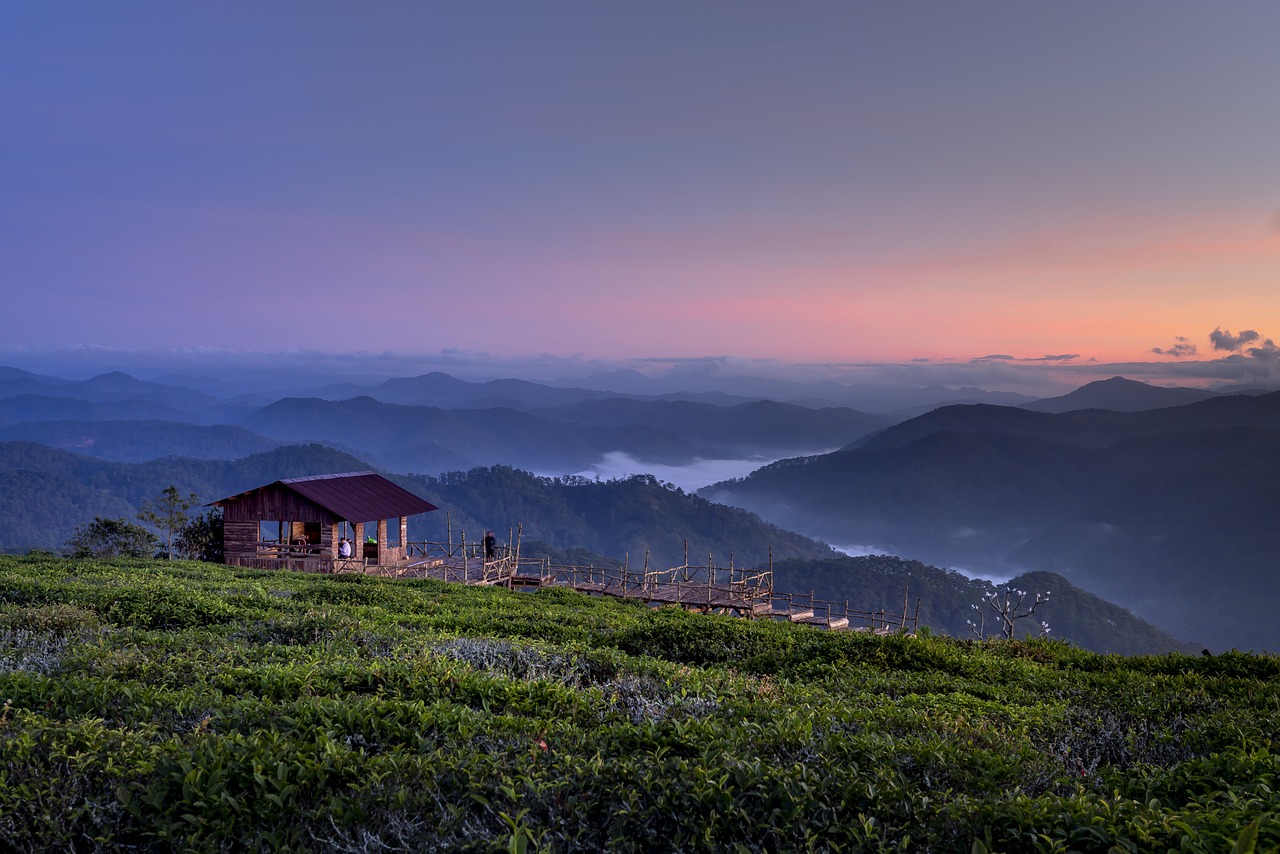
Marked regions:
[338,537,353,559]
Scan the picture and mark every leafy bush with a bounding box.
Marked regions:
[63,517,158,559]
[0,554,1276,852]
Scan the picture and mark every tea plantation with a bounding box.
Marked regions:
[0,554,1276,852]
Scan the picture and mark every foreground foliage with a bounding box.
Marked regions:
[0,555,1276,852]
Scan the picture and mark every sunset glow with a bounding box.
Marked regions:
[4,3,1280,389]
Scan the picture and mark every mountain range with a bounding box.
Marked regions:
[0,438,1188,655]
[2,366,890,475]
[703,390,1280,652]
[3,363,1275,652]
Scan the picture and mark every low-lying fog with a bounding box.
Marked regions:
[545,452,1019,586]
[552,451,779,493]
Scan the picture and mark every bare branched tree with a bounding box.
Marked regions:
[968,587,1051,640]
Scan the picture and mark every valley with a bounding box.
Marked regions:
[2,365,1275,653]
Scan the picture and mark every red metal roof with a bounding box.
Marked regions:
[215,471,438,522]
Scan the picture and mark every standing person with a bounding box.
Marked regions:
[483,530,496,560]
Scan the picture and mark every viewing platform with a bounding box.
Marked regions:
[213,471,918,634]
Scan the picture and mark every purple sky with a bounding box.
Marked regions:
[4,3,1280,391]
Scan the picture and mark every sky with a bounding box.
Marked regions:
[4,2,1280,391]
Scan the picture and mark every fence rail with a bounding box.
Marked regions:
[232,536,918,633]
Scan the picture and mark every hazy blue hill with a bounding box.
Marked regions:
[149,372,265,400]
[1024,376,1220,413]
[450,378,616,409]
[311,371,475,404]
[856,391,1280,453]
[537,398,888,455]
[0,369,221,409]
[0,366,75,397]
[0,366,56,381]
[709,431,1104,563]
[0,394,196,426]
[1009,442,1280,652]
[0,420,281,462]
[308,372,620,409]
[240,396,704,473]
[852,403,1139,452]
[556,370,1038,411]
[703,399,1280,652]
[374,440,482,476]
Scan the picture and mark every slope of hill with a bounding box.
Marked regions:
[0,440,1192,654]
[0,394,197,426]
[404,465,836,568]
[0,556,1274,850]
[0,442,372,553]
[0,443,831,567]
[856,391,1280,452]
[0,420,281,462]
[558,369,1041,411]
[704,396,1280,652]
[771,556,1195,655]
[1024,376,1220,413]
[0,369,228,409]
[535,398,886,456]
[239,395,881,475]
[239,397,701,473]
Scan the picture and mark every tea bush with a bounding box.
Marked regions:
[0,554,1276,852]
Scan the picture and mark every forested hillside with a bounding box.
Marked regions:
[771,556,1195,656]
[0,420,281,462]
[0,442,370,552]
[404,466,835,568]
[0,443,832,566]
[0,441,1193,653]
[706,395,1280,652]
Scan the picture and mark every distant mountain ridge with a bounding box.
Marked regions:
[1024,376,1221,413]
[704,390,1280,652]
[0,420,281,462]
[238,394,884,475]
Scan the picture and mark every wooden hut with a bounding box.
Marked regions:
[211,471,438,571]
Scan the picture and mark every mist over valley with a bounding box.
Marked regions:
[3,359,1276,653]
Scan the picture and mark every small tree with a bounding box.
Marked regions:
[175,508,224,562]
[138,486,199,559]
[65,517,159,559]
[968,587,1051,640]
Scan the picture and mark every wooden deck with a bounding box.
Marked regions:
[234,538,919,634]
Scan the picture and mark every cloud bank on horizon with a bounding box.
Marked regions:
[3,4,1279,372]
[4,325,1280,397]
